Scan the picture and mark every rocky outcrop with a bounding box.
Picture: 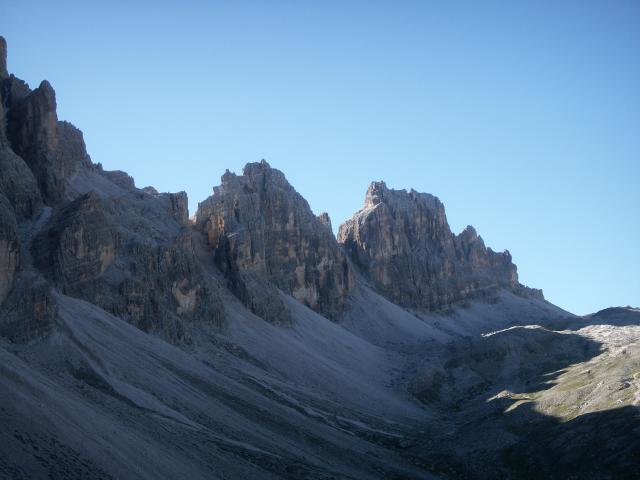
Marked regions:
[195,160,354,321]
[0,33,543,345]
[0,274,57,342]
[317,212,332,231]
[0,36,7,80]
[33,191,224,341]
[34,192,118,288]
[5,79,91,204]
[0,45,43,219]
[168,191,189,225]
[0,194,19,304]
[0,38,224,342]
[102,169,135,190]
[1,75,30,110]
[338,181,527,311]
[0,147,43,219]
[6,80,59,198]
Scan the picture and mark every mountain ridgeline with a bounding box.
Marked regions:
[2,37,638,480]
[0,35,539,340]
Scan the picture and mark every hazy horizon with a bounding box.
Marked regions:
[2,0,638,315]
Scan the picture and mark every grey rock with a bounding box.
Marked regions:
[0,273,57,342]
[338,181,528,311]
[0,146,43,218]
[0,36,637,480]
[34,192,119,289]
[102,169,135,191]
[0,36,7,79]
[33,191,224,342]
[6,80,91,204]
[196,160,354,320]
[0,86,5,146]
[318,212,333,231]
[0,194,19,304]
[168,191,189,225]
[1,74,32,111]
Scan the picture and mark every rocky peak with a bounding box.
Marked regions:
[317,212,332,231]
[0,194,19,304]
[196,161,354,321]
[0,38,223,342]
[0,36,7,79]
[5,78,91,204]
[243,158,278,178]
[365,180,444,213]
[459,225,479,242]
[339,183,529,311]
[168,191,189,225]
[364,180,387,207]
[9,80,58,154]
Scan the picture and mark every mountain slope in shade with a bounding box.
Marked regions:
[1,36,638,480]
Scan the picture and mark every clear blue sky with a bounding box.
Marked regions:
[2,1,639,315]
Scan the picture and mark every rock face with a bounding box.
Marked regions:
[5,79,91,205]
[0,36,7,79]
[0,33,541,343]
[0,36,224,343]
[0,194,19,304]
[32,190,224,341]
[34,192,118,289]
[169,191,189,225]
[338,181,527,311]
[0,273,57,342]
[0,147,43,218]
[195,160,354,321]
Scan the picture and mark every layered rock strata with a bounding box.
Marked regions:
[195,160,354,322]
[0,36,223,342]
[338,181,537,311]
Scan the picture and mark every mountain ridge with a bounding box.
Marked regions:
[0,32,542,335]
[1,36,638,480]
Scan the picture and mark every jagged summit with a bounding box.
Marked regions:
[364,180,442,212]
[1,34,637,480]
[338,181,533,311]
[0,38,222,341]
[195,160,354,322]
[0,36,7,79]
[243,158,276,176]
[214,159,295,199]
[0,30,542,335]
[0,34,542,330]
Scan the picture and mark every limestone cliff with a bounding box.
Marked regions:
[0,33,542,342]
[0,194,18,304]
[5,80,92,204]
[195,160,354,321]
[338,181,537,311]
[0,36,223,342]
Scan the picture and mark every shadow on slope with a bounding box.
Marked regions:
[500,403,640,480]
[548,306,640,330]
[409,317,640,479]
[0,291,437,480]
[412,326,601,411]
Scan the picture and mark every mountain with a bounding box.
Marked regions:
[194,160,354,323]
[338,180,543,311]
[0,36,638,480]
